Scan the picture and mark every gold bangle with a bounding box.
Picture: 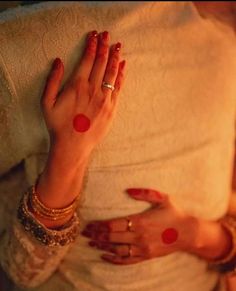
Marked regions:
[29,189,75,220]
[29,200,73,221]
[32,185,79,214]
[17,188,80,246]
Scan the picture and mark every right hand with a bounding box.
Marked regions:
[41,30,126,163]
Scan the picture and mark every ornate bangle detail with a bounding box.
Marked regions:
[209,216,236,274]
[17,188,80,247]
[29,184,78,221]
[30,182,79,221]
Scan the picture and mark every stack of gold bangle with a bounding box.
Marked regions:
[17,185,80,247]
[29,185,79,221]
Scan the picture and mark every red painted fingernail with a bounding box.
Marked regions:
[102,31,109,40]
[154,191,164,199]
[52,58,61,70]
[120,60,126,70]
[126,188,142,196]
[91,30,98,37]
[115,42,122,51]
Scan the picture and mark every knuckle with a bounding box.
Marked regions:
[136,216,144,228]
[111,53,120,64]
[96,97,107,110]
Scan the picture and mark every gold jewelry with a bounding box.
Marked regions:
[30,185,79,221]
[125,244,133,258]
[17,188,80,246]
[126,217,133,232]
[29,201,72,221]
[32,185,79,213]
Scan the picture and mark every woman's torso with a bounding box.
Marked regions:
[1,1,236,290]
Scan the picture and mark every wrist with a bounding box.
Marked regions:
[47,141,91,173]
[36,149,89,209]
[187,216,233,261]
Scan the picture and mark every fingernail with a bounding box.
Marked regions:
[91,30,98,37]
[126,188,142,196]
[120,60,126,70]
[52,58,61,70]
[102,31,109,40]
[115,42,121,51]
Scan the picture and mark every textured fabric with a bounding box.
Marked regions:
[0,1,236,290]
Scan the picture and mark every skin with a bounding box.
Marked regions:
[35,3,236,288]
[81,2,236,270]
[73,114,91,132]
[82,189,231,265]
[161,228,179,245]
[31,30,126,229]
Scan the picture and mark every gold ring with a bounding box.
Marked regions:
[127,244,133,257]
[126,217,133,232]
[102,81,115,91]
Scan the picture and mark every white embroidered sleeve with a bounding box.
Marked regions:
[0,210,77,289]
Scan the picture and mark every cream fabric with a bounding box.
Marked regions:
[0,1,236,290]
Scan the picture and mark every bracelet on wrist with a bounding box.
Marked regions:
[17,186,80,247]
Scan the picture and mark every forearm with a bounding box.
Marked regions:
[31,142,91,229]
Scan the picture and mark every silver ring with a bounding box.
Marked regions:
[102,81,115,91]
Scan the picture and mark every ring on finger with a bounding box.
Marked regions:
[102,81,115,91]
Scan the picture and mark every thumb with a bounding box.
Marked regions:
[41,58,64,111]
[126,188,168,205]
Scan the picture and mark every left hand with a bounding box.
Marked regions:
[81,188,198,265]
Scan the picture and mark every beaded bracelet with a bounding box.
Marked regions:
[17,188,80,247]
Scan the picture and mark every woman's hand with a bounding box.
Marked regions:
[34,30,126,216]
[41,30,126,165]
[82,188,232,265]
[81,188,197,264]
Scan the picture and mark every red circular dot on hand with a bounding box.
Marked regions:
[161,228,178,244]
[73,114,91,132]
